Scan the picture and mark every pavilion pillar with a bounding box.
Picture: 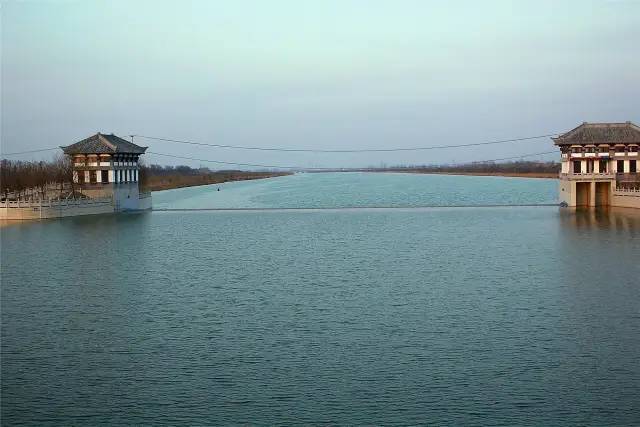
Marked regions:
[589,182,596,207]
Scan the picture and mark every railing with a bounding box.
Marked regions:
[615,187,640,195]
[0,196,113,209]
[570,152,637,158]
[76,183,112,189]
[560,172,615,180]
[616,173,640,182]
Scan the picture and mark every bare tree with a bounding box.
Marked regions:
[0,156,77,201]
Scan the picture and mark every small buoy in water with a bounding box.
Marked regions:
[217,187,220,191]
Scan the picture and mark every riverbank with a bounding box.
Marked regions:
[407,171,558,179]
[340,161,560,179]
[141,171,291,192]
[314,170,558,179]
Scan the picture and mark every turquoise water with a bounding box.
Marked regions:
[153,172,558,209]
[2,173,639,425]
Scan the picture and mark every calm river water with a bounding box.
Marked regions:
[2,173,639,425]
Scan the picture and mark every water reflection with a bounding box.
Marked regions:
[1,211,150,230]
[559,207,640,236]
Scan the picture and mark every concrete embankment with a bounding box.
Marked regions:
[0,193,152,220]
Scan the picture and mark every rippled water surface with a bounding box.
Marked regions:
[152,172,558,209]
[2,173,639,425]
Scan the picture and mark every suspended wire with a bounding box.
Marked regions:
[1,147,60,156]
[133,133,560,153]
[2,131,559,158]
[146,151,332,170]
[147,149,558,170]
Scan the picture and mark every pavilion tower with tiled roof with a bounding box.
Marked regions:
[553,122,640,208]
[61,133,150,210]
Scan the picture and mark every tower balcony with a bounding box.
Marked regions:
[72,165,138,170]
[560,172,616,181]
[616,173,640,183]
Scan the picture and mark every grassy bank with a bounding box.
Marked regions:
[141,168,290,192]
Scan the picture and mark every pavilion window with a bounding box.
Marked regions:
[101,170,109,183]
[90,171,97,183]
[573,161,581,173]
[617,160,625,173]
[631,160,637,173]
[599,160,607,173]
[630,146,639,153]
[615,146,626,153]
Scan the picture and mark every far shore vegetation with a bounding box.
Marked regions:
[355,160,559,178]
[1,158,558,200]
[139,164,290,192]
[0,158,290,200]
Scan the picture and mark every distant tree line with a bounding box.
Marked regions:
[359,160,560,175]
[1,157,558,200]
[138,164,290,191]
[1,157,75,200]
[0,159,289,198]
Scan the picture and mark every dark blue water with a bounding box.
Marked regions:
[2,174,639,425]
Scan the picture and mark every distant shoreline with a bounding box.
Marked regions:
[400,171,558,179]
[307,170,559,179]
[144,172,291,192]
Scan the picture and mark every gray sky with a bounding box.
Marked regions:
[2,0,639,169]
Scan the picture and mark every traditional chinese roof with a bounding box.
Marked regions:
[61,133,147,155]
[553,122,640,146]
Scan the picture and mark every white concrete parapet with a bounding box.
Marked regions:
[0,197,114,220]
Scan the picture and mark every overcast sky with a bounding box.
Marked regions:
[2,0,639,169]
